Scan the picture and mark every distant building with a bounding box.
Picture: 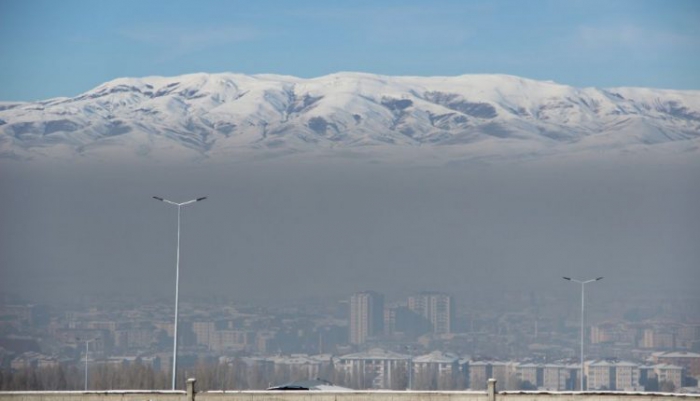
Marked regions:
[10,352,58,370]
[585,360,641,391]
[585,360,614,390]
[542,364,573,391]
[407,292,454,335]
[678,324,700,350]
[192,321,215,348]
[652,351,700,379]
[591,322,618,344]
[383,306,431,338]
[491,361,515,390]
[268,354,329,379]
[643,328,676,349]
[255,330,276,354]
[469,361,514,391]
[653,363,684,390]
[613,361,642,391]
[336,348,410,389]
[99,355,161,371]
[212,330,253,352]
[516,363,541,388]
[114,327,155,349]
[349,291,384,345]
[0,304,50,328]
[412,351,460,390]
[469,361,491,390]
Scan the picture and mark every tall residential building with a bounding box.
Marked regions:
[408,292,454,334]
[349,291,384,345]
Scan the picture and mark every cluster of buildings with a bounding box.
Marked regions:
[591,321,700,350]
[221,349,698,391]
[349,291,455,345]
[1,293,700,392]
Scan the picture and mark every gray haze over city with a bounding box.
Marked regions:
[2,157,698,307]
[1,0,700,392]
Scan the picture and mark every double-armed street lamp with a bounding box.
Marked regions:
[562,276,603,391]
[77,337,99,391]
[153,196,207,390]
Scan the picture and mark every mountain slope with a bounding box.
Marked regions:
[1,72,699,162]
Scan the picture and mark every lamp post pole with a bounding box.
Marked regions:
[153,196,207,390]
[408,355,413,390]
[562,276,603,391]
[79,337,99,391]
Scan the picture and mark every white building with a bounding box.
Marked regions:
[268,354,331,381]
[542,364,572,391]
[336,348,410,389]
[469,360,515,391]
[412,351,460,390]
[653,363,684,391]
[585,360,641,391]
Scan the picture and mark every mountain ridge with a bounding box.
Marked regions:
[1,72,699,163]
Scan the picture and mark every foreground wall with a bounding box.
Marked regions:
[1,380,697,401]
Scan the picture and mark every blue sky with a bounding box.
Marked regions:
[1,0,699,101]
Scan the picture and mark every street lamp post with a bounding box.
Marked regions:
[408,355,413,390]
[78,337,99,391]
[562,276,603,391]
[153,196,207,390]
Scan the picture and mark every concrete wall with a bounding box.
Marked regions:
[0,391,185,401]
[1,380,697,401]
[499,394,698,401]
[1,391,697,401]
[198,391,487,401]
[0,391,488,401]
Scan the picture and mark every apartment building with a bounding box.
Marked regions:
[652,351,700,378]
[469,360,514,391]
[349,291,384,345]
[335,348,410,389]
[412,351,461,390]
[585,360,641,391]
[408,292,454,335]
[653,363,684,390]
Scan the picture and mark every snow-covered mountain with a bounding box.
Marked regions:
[1,72,699,163]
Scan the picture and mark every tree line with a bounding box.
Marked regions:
[0,361,677,392]
[0,359,467,391]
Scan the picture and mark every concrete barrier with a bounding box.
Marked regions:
[1,378,697,401]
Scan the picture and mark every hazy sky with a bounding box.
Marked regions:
[1,159,698,305]
[0,1,699,309]
[1,0,699,100]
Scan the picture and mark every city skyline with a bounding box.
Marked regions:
[1,0,698,393]
[1,287,698,391]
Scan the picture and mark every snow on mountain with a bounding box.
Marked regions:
[1,72,699,163]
